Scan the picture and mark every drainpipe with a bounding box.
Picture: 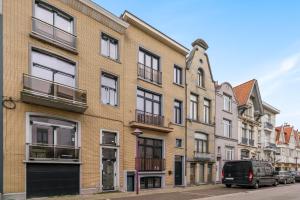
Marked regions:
[0,0,3,194]
[184,66,188,186]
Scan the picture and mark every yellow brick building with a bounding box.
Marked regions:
[0,0,202,199]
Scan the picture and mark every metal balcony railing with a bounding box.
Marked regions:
[136,158,165,171]
[264,122,274,130]
[137,63,162,85]
[136,109,164,127]
[242,137,248,145]
[194,151,215,161]
[23,73,87,105]
[32,17,77,49]
[28,144,80,161]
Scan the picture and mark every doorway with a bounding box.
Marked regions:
[102,148,117,191]
[175,155,183,186]
[190,163,196,185]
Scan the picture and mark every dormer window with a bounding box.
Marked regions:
[197,68,204,87]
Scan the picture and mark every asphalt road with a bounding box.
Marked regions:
[117,183,300,200]
[197,184,300,200]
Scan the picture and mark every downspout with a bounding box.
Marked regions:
[184,65,188,186]
[0,0,3,194]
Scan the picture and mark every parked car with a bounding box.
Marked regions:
[222,160,278,189]
[294,171,300,182]
[273,171,295,184]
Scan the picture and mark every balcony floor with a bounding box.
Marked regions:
[129,121,173,133]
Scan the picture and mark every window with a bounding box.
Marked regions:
[174,100,182,124]
[138,49,161,84]
[204,99,210,124]
[138,137,163,159]
[195,133,208,153]
[265,131,271,145]
[190,94,198,120]
[101,73,118,106]
[174,65,182,85]
[176,139,182,148]
[102,131,117,146]
[101,33,119,60]
[223,94,232,112]
[137,89,161,115]
[31,49,76,87]
[249,126,253,140]
[140,177,161,189]
[223,119,232,138]
[241,149,249,159]
[34,1,74,34]
[197,68,204,87]
[225,146,234,160]
[29,115,78,160]
[242,123,247,138]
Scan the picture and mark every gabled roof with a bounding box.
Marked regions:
[275,125,297,145]
[233,79,256,106]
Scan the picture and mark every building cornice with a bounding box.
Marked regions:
[121,11,189,56]
[60,0,129,34]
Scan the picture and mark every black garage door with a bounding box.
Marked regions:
[27,163,80,198]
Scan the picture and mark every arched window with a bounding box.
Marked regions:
[197,68,204,87]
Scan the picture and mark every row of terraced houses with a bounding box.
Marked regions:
[0,0,298,199]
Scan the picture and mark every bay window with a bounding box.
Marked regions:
[195,133,208,153]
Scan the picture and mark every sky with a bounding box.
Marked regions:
[95,0,300,128]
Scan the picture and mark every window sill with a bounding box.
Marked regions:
[137,77,162,87]
[30,32,78,55]
[222,109,233,114]
[196,85,206,91]
[24,160,82,164]
[170,122,185,127]
[175,146,184,149]
[173,82,184,88]
[101,54,121,64]
[101,102,120,109]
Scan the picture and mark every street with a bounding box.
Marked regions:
[114,184,300,200]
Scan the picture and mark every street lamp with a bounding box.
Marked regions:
[132,129,143,195]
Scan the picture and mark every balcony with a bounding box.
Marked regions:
[264,142,277,151]
[194,151,215,162]
[249,139,255,146]
[264,122,274,130]
[28,144,80,161]
[137,63,162,85]
[241,137,248,145]
[129,110,173,133]
[21,74,88,113]
[137,158,166,171]
[31,17,77,51]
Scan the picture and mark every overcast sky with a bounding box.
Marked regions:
[96,0,300,128]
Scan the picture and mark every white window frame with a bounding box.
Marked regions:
[223,94,232,112]
[101,33,119,60]
[223,119,232,138]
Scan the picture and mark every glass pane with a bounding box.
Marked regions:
[153,103,159,115]
[153,95,160,101]
[145,54,151,67]
[32,51,56,70]
[102,75,116,89]
[109,89,116,105]
[55,58,75,75]
[152,58,158,70]
[56,127,75,146]
[102,148,116,160]
[137,89,144,96]
[32,65,53,81]
[102,132,117,145]
[146,100,152,113]
[145,147,153,158]
[35,4,53,25]
[109,42,118,60]
[54,73,75,87]
[101,87,109,104]
[137,96,144,111]
[32,125,53,145]
[55,13,72,33]
[139,51,144,64]
[101,38,109,57]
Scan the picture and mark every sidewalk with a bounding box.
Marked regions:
[46,184,223,200]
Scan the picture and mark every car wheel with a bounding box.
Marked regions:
[273,180,278,186]
[225,184,232,188]
[284,179,287,185]
[254,182,259,189]
[293,179,296,184]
